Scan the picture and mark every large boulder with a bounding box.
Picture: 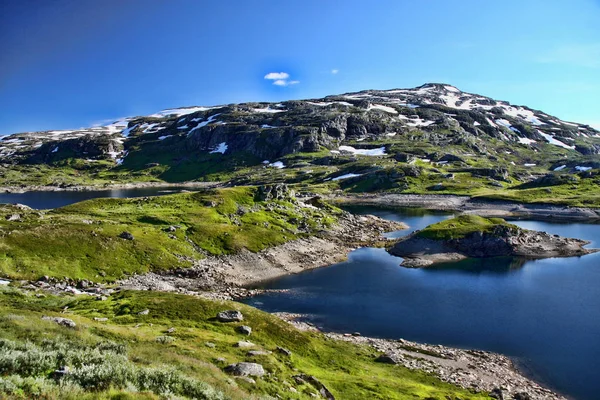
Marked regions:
[217,310,244,322]
[224,362,265,377]
[255,184,295,202]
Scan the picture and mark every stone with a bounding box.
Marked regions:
[276,346,292,356]
[489,388,509,400]
[513,393,531,400]
[246,350,271,356]
[167,327,176,333]
[119,231,134,240]
[292,374,335,400]
[93,317,108,322]
[235,341,255,348]
[217,310,244,322]
[205,342,216,348]
[375,353,399,364]
[224,362,265,377]
[5,214,21,221]
[237,325,252,335]
[138,309,150,315]
[42,316,76,328]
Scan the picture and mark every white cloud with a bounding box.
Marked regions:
[331,69,339,74]
[264,71,299,86]
[264,72,290,80]
[538,43,600,68]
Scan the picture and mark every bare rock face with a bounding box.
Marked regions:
[217,310,244,322]
[224,362,265,377]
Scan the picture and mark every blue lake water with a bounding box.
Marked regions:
[244,206,600,400]
[0,187,191,209]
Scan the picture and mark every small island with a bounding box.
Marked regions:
[388,215,597,267]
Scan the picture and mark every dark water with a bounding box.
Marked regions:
[244,206,600,400]
[0,187,191,209]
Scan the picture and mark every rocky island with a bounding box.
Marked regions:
[388,215,597,267]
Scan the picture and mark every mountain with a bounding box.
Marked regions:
[1,83,599,204]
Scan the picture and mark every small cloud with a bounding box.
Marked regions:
[264,72,290,80]
[331,69,339,74]
[264,71,299,86]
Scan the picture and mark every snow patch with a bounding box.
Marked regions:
[188,114,222,135]
[339,145,386,156]
[121,124,139,137]
[553,165,567,171]
[575,166,592,171]
[332,173,363,181]
[368,104,398,114]
[151,106,216,118]
[209,142,228,154]
[252,107,286,113]
[518,137,537,145]
[158,135,172,141]
[524,163,536,167]
[268,161,285,169]
[538,131,575,149]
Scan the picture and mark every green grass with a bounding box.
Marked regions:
[0,187,340,282]
[416,215,518,240]
[0,286,489,399]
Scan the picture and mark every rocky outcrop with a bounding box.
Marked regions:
[389,224,597,267]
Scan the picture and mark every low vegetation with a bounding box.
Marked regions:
[416,215,518,241]
[0,187,340,282]
[0,286,488,399]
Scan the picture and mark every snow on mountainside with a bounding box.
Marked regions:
[1,83,599,166]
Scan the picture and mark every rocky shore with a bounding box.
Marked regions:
[331,193,600,222]
[276,313,566,400]
[0,181,220,193]
[119,211,406,295]
[389,218,596,267]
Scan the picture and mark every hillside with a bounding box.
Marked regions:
[1,83,599,206]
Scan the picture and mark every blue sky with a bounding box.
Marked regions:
[1,0,599,134]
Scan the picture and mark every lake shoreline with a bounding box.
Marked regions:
[0,181,221,194]
[274,312,566,400]
[330,193,600,222]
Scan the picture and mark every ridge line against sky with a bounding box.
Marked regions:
[0,0,599,134]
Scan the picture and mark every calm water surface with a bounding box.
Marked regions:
[0,187,191,209]
[245,206,600,400]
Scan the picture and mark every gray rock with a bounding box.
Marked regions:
[119,231,134,240]
[235,341,255,348]
[375,353,399,364]
[224,362,265,377]
[489,388,509,400]
[138,309,150,315]
[41,316,76,328]
[247,350,271,356]
[513,393,531,400]
[217,310,244,322]
[5,214,21,221]
[237,325,252,335]
[93,317,108,322]
[205,342,216,348]
[276,346,292,356]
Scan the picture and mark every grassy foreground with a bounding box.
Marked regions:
[0,286,488,399]
[0,187,339,282]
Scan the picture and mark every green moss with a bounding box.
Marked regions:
[417,215,517,240]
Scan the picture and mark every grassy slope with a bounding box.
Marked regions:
[416,215,517,241]
[0,187,339,282]
[0,286,488,400]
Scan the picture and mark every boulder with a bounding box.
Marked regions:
[276,346,292,357]
[119,231,134,240]
[224,362,265,377]
[237,325,252,335]
[235,341,255,348]
[41,316,76,328]
[217,310,244,322]
[375,353,399,364]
